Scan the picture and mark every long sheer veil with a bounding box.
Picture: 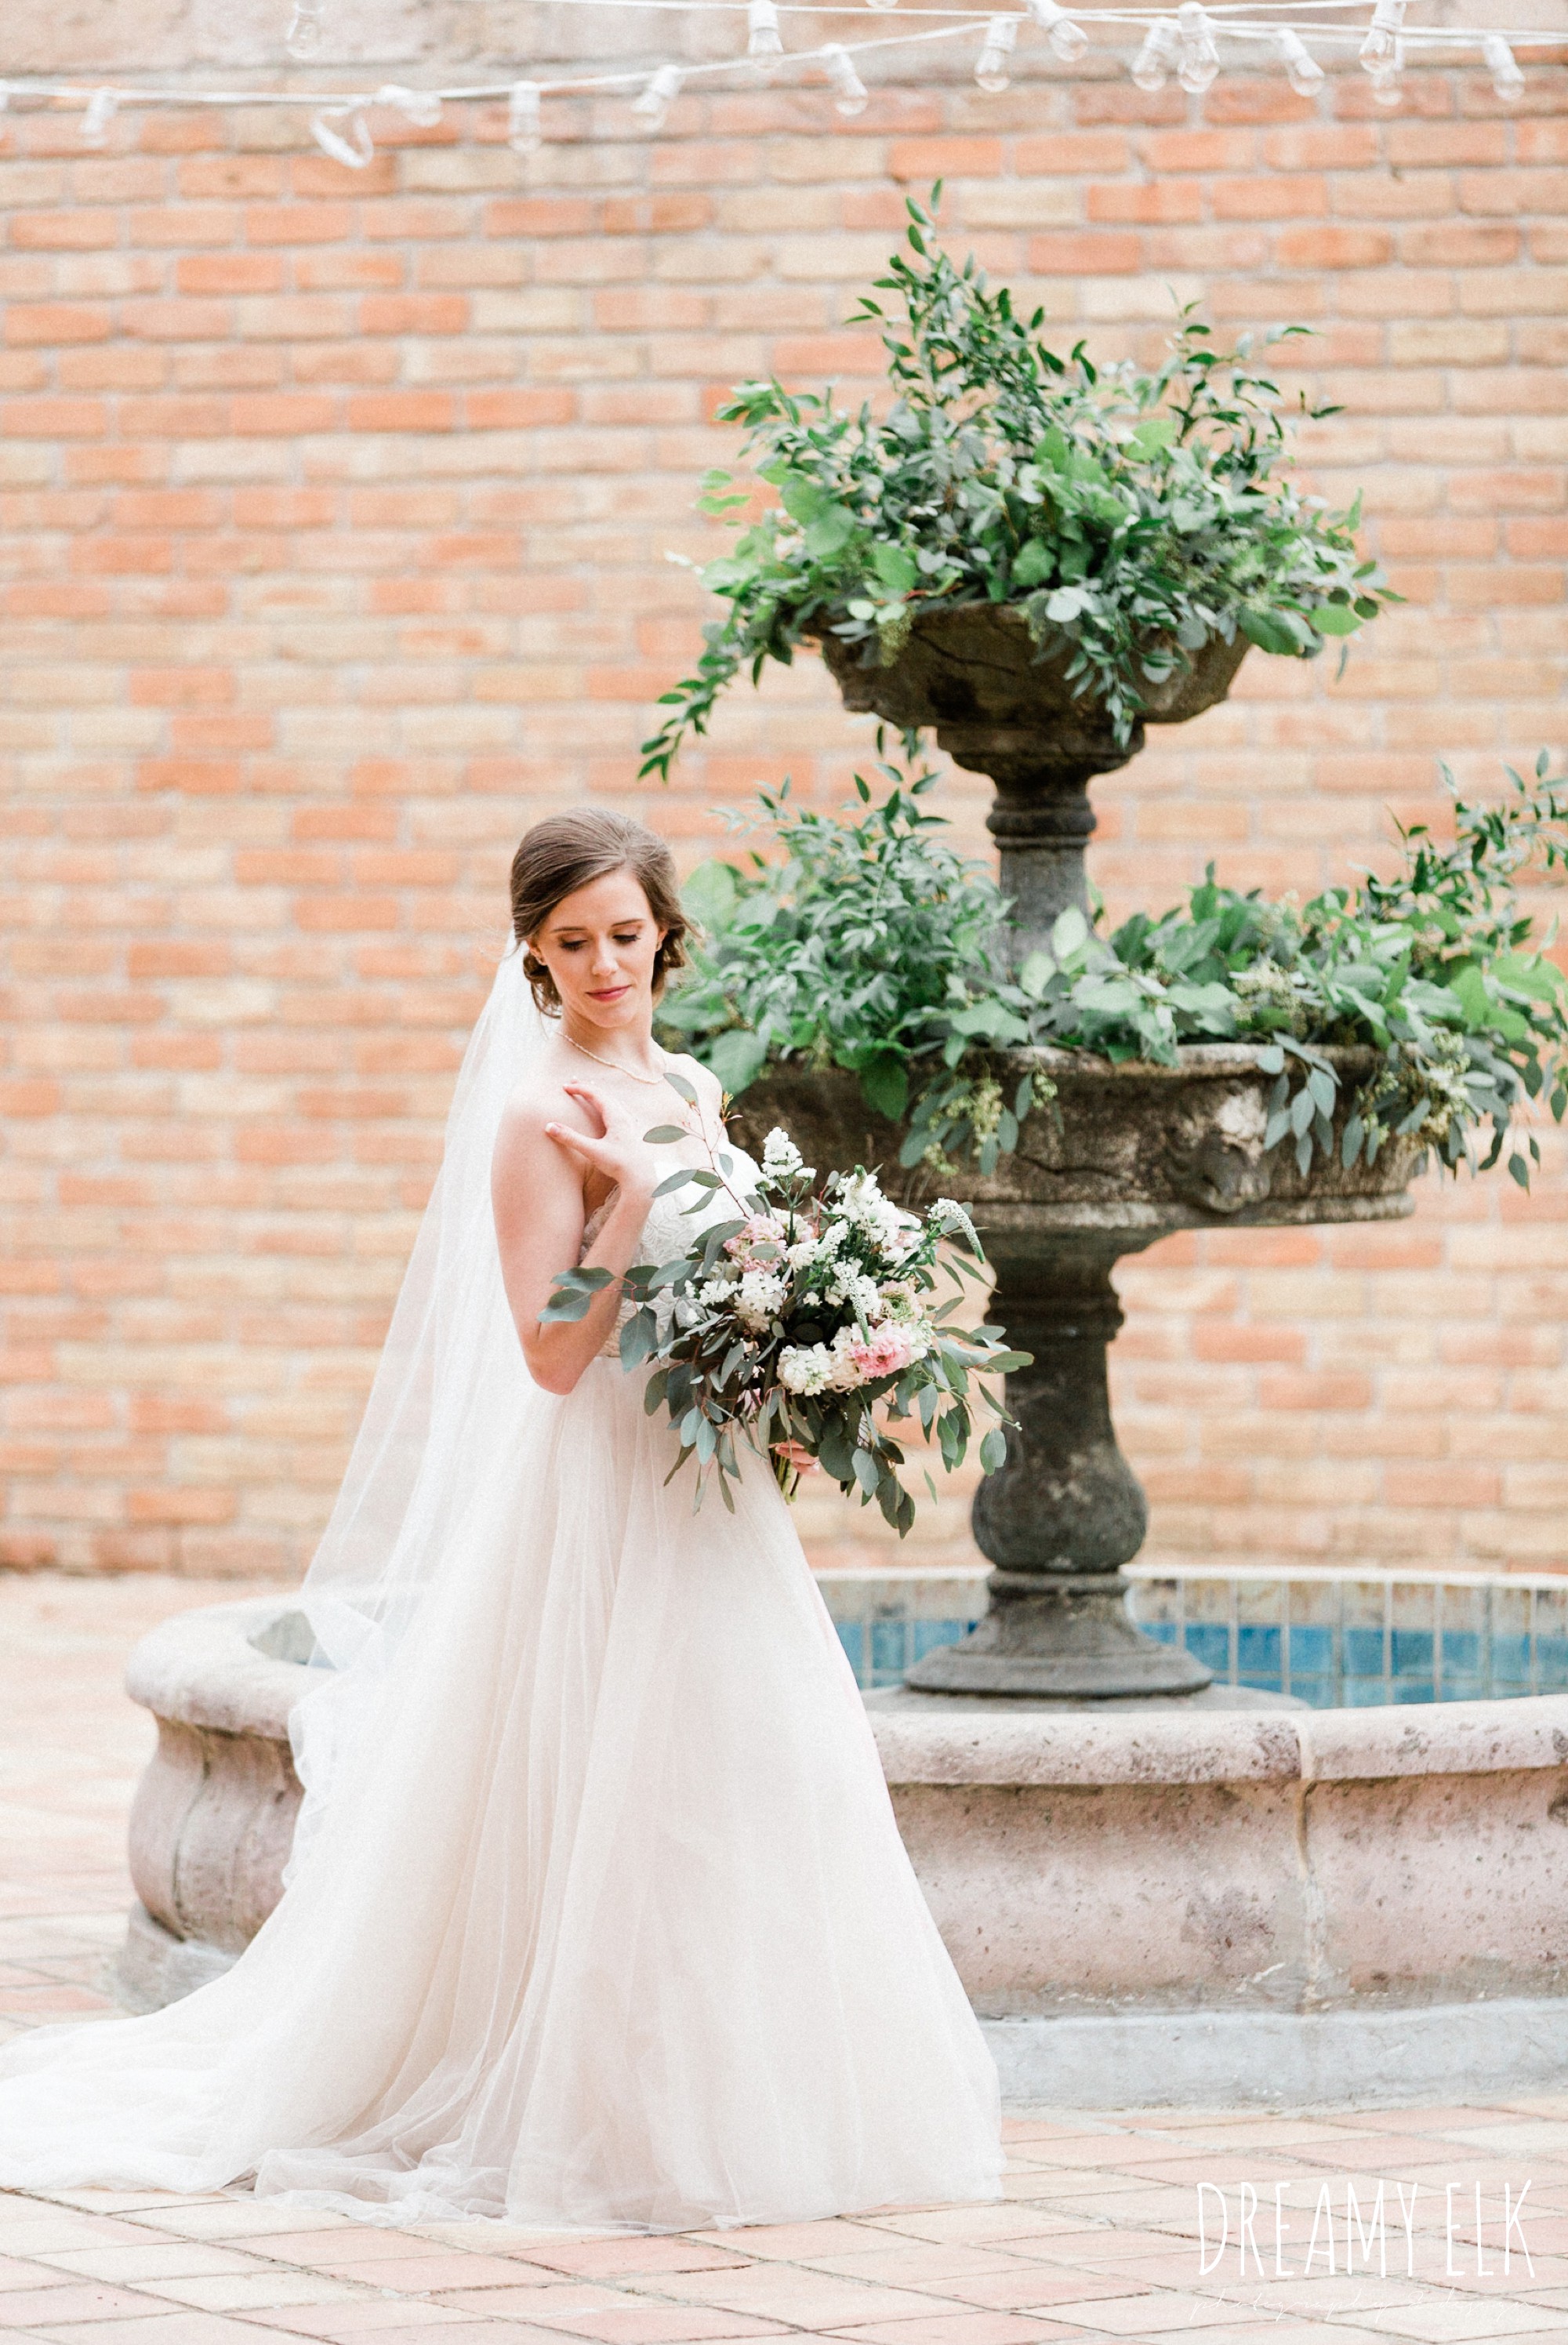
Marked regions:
[284,939,552,1880]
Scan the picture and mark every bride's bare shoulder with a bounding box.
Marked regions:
[492,1062,586,1168]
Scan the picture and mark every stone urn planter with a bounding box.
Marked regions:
[732,604,1422,1699]
[818,605,1248,949]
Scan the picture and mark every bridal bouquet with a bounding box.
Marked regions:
[546,1097,1029,1534]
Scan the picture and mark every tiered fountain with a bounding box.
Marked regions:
[733,605,1421,1701]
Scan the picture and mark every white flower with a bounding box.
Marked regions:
[761,1128,811,1182]
[824,1266,883,1322]
[786,1236,820,1271]
[697,1275,738,1308]
[930,1197,979,1249]
[830,1169,920,1261]
[779,1342,833,1395]
[734,1269,787,1330]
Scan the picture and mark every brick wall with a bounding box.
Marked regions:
[2,49,1566,1579]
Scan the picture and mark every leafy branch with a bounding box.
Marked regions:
[642,188,1396,781]
[663,754,1568,1189]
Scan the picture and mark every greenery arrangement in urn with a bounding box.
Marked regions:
[659,756,1568,1190]
[641,191,1398,781]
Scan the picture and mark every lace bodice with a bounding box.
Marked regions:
[580,1144,760,1356]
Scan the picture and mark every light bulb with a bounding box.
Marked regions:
[1176,2,1219,94]
[864,0,899,14]
[1369,43,1403,105]
[1024,0,1087,65]
[285,0,323,61]
[1359,0,1406,73]
[746,0,784,79]
[507,80,541,154]
[975,14,1018,93]
[1275,29,1323,98]
[824,44,869,114]
[631,64,684,132]
[1483,34,1524,102]
[1131,19,1179,93]
[80,87,118,146]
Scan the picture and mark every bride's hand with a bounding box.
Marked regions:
[544,1082,659,1205]
[772,1440,819,1475]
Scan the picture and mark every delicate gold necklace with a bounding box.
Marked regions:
[564,1034,668,1089]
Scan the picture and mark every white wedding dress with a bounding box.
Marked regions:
[0,946,1004,2234]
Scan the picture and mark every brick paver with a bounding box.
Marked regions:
[3,1571,1568,2343]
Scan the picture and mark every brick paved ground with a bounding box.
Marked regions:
[4,1572,1568,2342]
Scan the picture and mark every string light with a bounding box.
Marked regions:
[631,61,685,126]
[1359,0,1406,71]
[746,0,786,77]
[1275,26,1323,94]
[507,79,542,150]
[1368,34,1403,101]
[1176,0,1221,91]
[1024,0,1087,66]
[1483,31,1525,100]
[975,13,1018,90]
[79,86,118,145]
[823,42,870,109]
[1131,18,1180,90]
[0,7,1557,158]
[863,0,900,16]
[285,0,325,61]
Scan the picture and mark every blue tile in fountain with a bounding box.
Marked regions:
[1342,1626,1386,1679]
[911,1617,969,1662]
[1289,1624,1333,1676]
[1390,1628,1434,1679]
[1237,1624,1282,1679]
[870,1617,909,1681]
[1185,1623,1231,1673]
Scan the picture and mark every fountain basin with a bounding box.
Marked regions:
[731,1049,1421,1699]
[728,1045,1421,1225]
[117,1589,1568,2104]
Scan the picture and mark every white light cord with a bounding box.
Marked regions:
[0,0,1556,148]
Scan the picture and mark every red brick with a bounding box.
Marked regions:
[4,303,113,344]
[0,67,1563,1597]
[343,390,456,432]
[1275,226,1393,270]
[1027,231,1141,277]
[1087,182,1204,226]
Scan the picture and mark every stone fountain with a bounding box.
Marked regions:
[732,607,1421,1701]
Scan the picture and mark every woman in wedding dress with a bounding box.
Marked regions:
[0,808,1004,2233]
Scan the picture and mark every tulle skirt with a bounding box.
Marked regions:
[0,1359,1004,2231]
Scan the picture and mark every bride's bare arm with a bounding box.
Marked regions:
[491,1080,657,1396]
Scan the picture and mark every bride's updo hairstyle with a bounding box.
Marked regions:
[510,808,691,1015]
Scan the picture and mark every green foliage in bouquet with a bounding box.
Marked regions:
[663,756,1568,1189]
[641,190,1396,781]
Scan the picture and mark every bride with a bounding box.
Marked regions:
[0,808,1004,2234]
